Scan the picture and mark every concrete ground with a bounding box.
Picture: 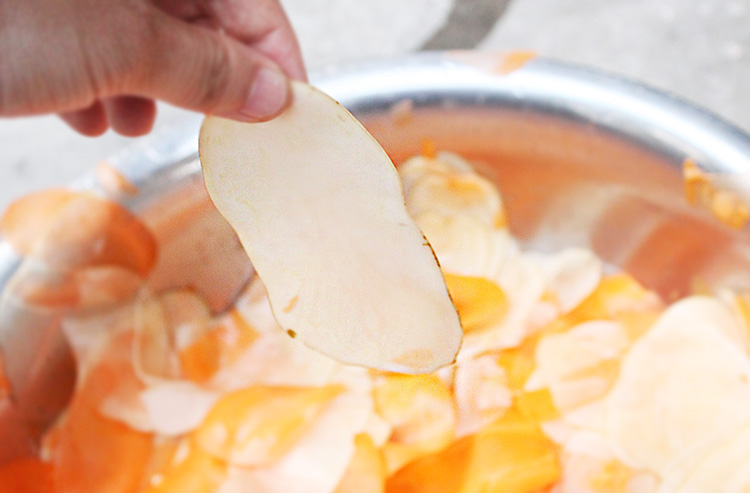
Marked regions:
[1,0,748,210]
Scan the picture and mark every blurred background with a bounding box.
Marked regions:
[1,0,748,210]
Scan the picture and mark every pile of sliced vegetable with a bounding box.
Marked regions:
[1,82,749,492]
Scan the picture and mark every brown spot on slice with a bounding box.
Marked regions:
[391,348,435,372]
[283,295,299,313]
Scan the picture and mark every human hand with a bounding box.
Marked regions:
[0,0,306,136]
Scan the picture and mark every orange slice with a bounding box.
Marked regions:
[453,354,513,437]
[373,374,455,473]
[334,433,386,493]
[0,189,77,254]
[145,441,226,493]
[444,274,508,333]
[562,273,661,329]
[386,409,560,493]
[52,333,153,491]
[53,391,153,492]
[194,384,344,466]
[179,310,258,383]
[0,457,54,493]
[2,190,156,275]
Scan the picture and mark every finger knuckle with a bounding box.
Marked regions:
[129,14,163,80]
[193,36,235,109]
[78,10,155,96]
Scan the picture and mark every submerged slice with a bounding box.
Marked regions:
[199,81,462,373]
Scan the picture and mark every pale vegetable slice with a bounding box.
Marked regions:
[139,382,221,436]
[458,253,548,355]
[408,208,545,353]
[332,433,386,493]
[133,295,180,383]
[715,288,750,353]
[552,430,635,493]
[233,277,282,336]
[529,248,603,314]
[199,82,462,374]
[527,320,628,412]
[399,153,504,227]
[372,373,456,473]
[605,296,750,473]
[453,353,513,437]
[217,389,373,493]
[178,309,258,384]
[194,384,344,466]
[443,274,509,333]
[413,211,516,279]
[214,278,343,390]
[212,331,340,390]
[660,424,750,492]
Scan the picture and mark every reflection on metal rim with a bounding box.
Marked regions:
[74,52,750,213]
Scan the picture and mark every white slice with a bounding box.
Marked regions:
[528,320,628,412]
[453,353,513,437]
[413,211,516,279]
[218,389,372,493]
[605,296,750,473]
[139,381,221,436]
[399,153,504,227]
[199,82,462,374]
[528,248,603,314]
[660,424,750,492]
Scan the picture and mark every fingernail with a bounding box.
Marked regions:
[239,68,289,121]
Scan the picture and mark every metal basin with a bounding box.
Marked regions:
[1,51,749,464]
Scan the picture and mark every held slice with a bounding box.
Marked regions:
[199,81,462,373]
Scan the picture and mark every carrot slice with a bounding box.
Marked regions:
[1,190,157,276]
[374,374,455,473]
[35,193,157,276]
[561,273,659,328]
[444,274,508,333]
[334,433,386,493]
[515,388,559,423]
[386,410,560,493]
[53,394,153,492]
[179,310,258,383]
[194,385,344,466]
[0,189,77,255]
[52,330,153,491]
[0,457,54,493]
[145,442,226,493]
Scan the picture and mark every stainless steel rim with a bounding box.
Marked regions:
[73,52,749,217]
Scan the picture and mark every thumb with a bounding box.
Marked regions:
[131,13,291,121]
